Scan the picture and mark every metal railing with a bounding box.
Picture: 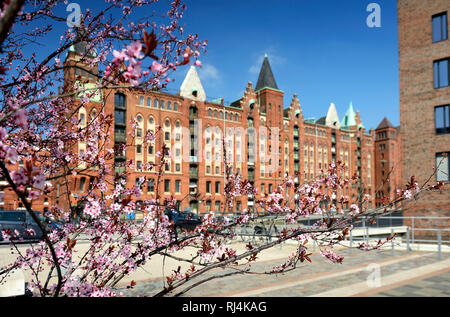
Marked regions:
[346,216,450,260]
[236,214,449,260]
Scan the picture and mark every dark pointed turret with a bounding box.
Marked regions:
[255,54,279,91]
[376,117,394,130]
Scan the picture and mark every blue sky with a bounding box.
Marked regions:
[18,0,399,131]
[168,0,400,131]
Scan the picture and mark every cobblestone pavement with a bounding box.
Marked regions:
[371,271,450,297]
[117,246,449,297]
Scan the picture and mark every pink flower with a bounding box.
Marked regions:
[0,127,6,141]
[84,198,102,218]
[28,191,40,200]
[150,61,163,73]
[6,147,18,164]
[194,60,202,67]
[11,170,28,185]
[33,174,46,189]
[14,108,28,127]
[125,41,143,60]
[112,49,126,65]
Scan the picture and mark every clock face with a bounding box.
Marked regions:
[76,81,102,103]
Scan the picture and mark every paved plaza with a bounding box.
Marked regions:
[118,243,450,297]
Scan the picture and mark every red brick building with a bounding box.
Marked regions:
[2,44,379,217]
[51,46,378,217]
[398,0,450,222]
[374,118,402,208]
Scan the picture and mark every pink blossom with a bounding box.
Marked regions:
[33,174,46,189]
[6,147,18,164]
[112,49,126,65]
[0,127,6,140]
[11,170,28,186]
[14,108,28,127]
[28,191,40,200]
[150,61,163,73]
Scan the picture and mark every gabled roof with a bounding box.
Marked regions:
[255,54,279,91]
[376,117,394,130]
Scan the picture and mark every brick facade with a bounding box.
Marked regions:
[398,0,450,232]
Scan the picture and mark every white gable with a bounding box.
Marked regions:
[179,66,206,102]
[325,103,340,129]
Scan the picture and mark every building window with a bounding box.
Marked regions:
[434,58,449,88]
[164,180,170,192]
[154,99,159,108]
[215,201,220,212]
[433,12,448,43]
[79,113,85,125]
[175,180,181,193]
[215,166,220,174]
[139,96,144,105]
[435,105,450,134]
[165,132,170,141]
[147,97,151,107]
[174,102,179,111]
[436,152,449,181]
[176,163,181,172]
[79,177,86,192]
[136,161,142,170]
[215,181,220,193]
[206,165,211,174]
[206,200,211,212]
[136,145,142,154]
[206,181,211,193]
[160,100,165,109]
[167,101,172,110]
[148,145,154,155]
[148,179,155,192]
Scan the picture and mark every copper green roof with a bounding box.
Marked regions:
[341,102,357,128]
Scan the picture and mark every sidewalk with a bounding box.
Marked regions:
[119,244,450,297]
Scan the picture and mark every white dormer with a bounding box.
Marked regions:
[179,66,206,102]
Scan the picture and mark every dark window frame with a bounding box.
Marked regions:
[435,104,450,134]
[432,12,448,43]
[433,58,450,89]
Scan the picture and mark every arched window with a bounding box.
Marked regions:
[208,109,212,117]
[235,114,238,121]
[174,102,179,111]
